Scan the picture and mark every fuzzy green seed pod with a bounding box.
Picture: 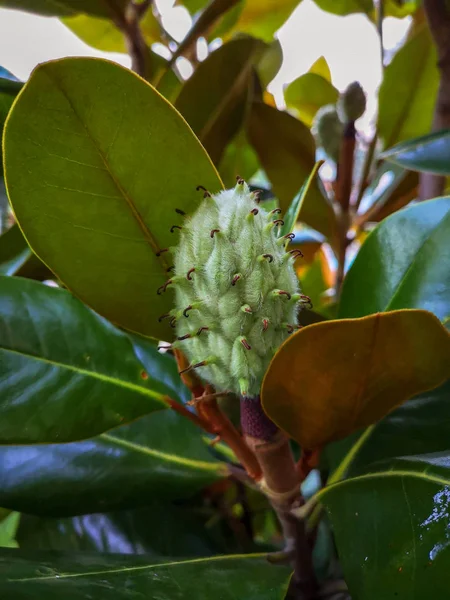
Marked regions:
[312,104,343,163]
[337,81,366,123]
[167,181,304,397]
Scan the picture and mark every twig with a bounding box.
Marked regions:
[114,0,152,78]
[353,129,377,213]
[240,397,318,600]
[420,0,450,199]
[335,122,356,295]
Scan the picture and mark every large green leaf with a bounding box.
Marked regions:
[62,9,160,53]
[284,73,339,127]
[0,410,226,516]
[0,276,182,444]
[0,74,22,178]
[382,130,450,176]
[262,310,450,450]
[229,0,303,42]
[0,225,31,276]
[18,502,242,557]
[247,102,337,241]
[0,551,290,599]
[175,38,263,166]
[219,130,259,188]
[378,25,439,150]
[320,453,450,600]
[339,198,450,321]
[312,0,419,17]
[3,57,222,339]
[324,379,450,477]
[0,0,128,17]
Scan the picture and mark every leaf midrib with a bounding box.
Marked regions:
[0,346,166,404]
[44,65,169,272]
[9,553,268,582]
[320,466,450,501]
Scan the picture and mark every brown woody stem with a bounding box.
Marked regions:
[114,0,152,78]
[241,397,318,599]
[335,121,356,295]
[421,0,450,199]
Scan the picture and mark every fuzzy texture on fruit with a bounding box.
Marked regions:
[166,180,303,397]
[312,104,343,163]
[337,81,366,123]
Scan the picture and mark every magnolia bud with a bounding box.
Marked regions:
[337,81,366,123]
[312,104,343,163]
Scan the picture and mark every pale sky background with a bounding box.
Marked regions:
[0,0,410,130]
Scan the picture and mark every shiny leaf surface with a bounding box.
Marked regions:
[285,73,339,127]
[247,102,336,241]
[0,409,226,516]
[0,276,175,444]
[320,453,450,600]
[18,502,241,557]
[339,198,450,321]
[324,379,450,477]
[0,551,291,599]
[262,310,450,450]
[4,58,222,339]
[378,26,439,149]
[382,130,450,176]
[175,38,263,166]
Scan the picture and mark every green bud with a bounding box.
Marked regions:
[312,104,343,163]
[337,81,366,123]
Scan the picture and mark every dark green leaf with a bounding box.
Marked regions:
[312,0,373,15]
[378,25,439,149]
[339,198,450,321]
[382,130,450,176]
[285,73,339,127]
[18,502,241,557]
[262,310,450,450]
[0,276,178,444]
[0,550,291,599]
[324,379,450,477]
[0,409,226,516]
[0,225,31,276]
[175,38,264,166]
[320,452,450,600]
[4,57,222,339]
[256,39,283,88]
[0,74,22,178]
[218,130,259,188]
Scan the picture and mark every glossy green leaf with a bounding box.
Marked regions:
[0,75,22,178]
[339,198,450,321]
[175,38,263,166]
[62,10,160,53]
[0,409,226,516]
[285,73,339,127]
[0,0,128,17]
[18,502,241,557]
[378,26,439,150]
[3,57,222,339]
[324,379,450,478]
[0,513,19,549]
[320,453,450,600]
[0,551,290,600]
[382,130,450,176]
[0,225,31,275]
[262,310,450,450]
[0,276,182,444]
[247,102,337,241]
[280,160,327,238]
